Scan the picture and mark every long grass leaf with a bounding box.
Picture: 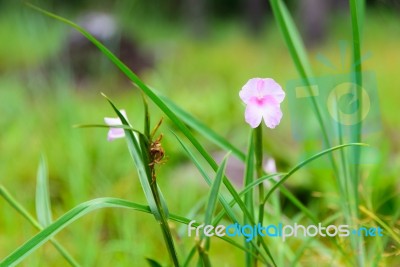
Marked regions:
[1,197,266,266]
[263,143,368,205]
[35,155,52,227]
[243,132,255,266]
[0,185,79,266]
[203,153,229,249]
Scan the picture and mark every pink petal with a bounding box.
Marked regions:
[107,128,125,141]
[262,78,285,104]
[104,109,128,141]
[104,117,121,125]
[264,158,277,173]
[262,104,283,129]
[244,103,263,128]
[239,78,260,104]
[239,78,285,105]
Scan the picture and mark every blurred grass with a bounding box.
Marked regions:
[0,3,399,266]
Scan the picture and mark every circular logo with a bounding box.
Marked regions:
[327,82,370,126]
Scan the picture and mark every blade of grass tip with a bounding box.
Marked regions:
[243,132,255,267]
[172,132,238,223]
[36,155,52,227]
[146,258,163,267]
[0,185,79,267]
[263,143,368,205]
[203,153,229,249]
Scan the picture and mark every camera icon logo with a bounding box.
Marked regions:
[286,69,381,165]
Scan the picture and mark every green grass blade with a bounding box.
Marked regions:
[204,154,229,226]
[1,197,267,266]
[0,185,79,267]
[359,206,400,245]
[146,258,163,267]
[269,0,312,79]
[243,132,255,267]
[0,198,152,266]
[35,155,52,227]
[173,132,238,223]
[211,173,283,225]
[263,143,368,205]
[268,0,335,156]
[203,153,229,250]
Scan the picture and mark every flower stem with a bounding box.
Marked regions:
[254,125,265,266]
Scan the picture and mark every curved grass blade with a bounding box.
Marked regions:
[1,197,267,266]
[35,155,52,227]
[263,143,368,205]
[0,185,79,266]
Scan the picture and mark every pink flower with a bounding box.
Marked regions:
[104,110,128,141]
[239,78,285,128]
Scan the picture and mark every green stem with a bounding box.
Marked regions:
[254,126,265,266]
[349,0,365,265]
[150,178,180,266]
[0,185,80,267]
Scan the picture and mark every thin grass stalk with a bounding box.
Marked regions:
[0,185,79,267]
[349,0,366,265]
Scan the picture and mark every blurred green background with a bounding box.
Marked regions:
[1,0,399,266]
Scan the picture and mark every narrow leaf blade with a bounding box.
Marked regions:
[35,155,52,227]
